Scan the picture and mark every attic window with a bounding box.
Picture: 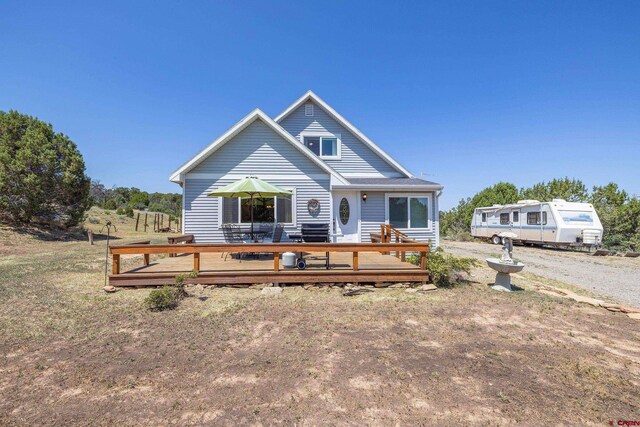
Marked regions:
[305,103,314,116]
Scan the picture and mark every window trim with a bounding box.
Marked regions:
[384,193,433,231]
[300,131,342,160]
[218,187,296,227]
[500,213,510,225]
[527,211,547,226]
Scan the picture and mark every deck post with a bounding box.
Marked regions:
[144,253,150,266]
[420,251,427,270]
[112,254,120,275]
[273,252,279,272]
[353,251,359,271]
[194,253,200,273]
[395,234,400,258]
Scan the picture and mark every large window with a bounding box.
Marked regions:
[221,193,294,224]
[388,195,430,229]
[303,135,339,158]
[527,211,547,225]
[500,213,510,225]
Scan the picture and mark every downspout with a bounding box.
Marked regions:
[435,189,443,248]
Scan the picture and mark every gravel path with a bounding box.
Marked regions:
[443,240,640,308]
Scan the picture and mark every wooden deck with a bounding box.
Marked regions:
[109,242,430,287]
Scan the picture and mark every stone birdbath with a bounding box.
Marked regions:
[486,232,525,292]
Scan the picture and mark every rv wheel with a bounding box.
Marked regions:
[491,235,502,245]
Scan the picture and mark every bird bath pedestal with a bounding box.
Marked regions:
[486,232,525,292]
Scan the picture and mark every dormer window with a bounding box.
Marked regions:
[302,134,341,159]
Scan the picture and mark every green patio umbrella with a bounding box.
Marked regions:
[208,176,292,239]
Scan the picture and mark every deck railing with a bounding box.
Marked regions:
[370,225,419,261]
[109,242,429,275]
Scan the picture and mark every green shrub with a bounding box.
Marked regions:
[116,207,125,215]
[144,275,190,311]
[103,199,118,210]
[124,206,134,218]
[409,247,478,288]
[144,286,181,311]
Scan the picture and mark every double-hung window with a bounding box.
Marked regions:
[387,195,430,229]
[302,135,340,159]
[221,191,294,224]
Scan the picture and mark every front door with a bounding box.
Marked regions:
[333,192,359,242]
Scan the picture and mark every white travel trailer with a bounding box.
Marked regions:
[471,199,603,247]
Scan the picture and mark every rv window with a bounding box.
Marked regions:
[500,213,510,225]
[513,211,519,222]
[527,212,547,225]
[481,213,487,222]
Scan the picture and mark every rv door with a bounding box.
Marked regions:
[510,209,521,238]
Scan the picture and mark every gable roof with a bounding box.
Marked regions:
[169,108,348,184]
[274,90,414,178]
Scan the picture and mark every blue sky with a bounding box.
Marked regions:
[1,1,638,209]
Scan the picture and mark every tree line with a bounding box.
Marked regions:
[441,178,639,250]
[0,110,180,227]
[89,180,181,218]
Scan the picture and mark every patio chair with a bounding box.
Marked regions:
[262,223,284,243]
[221,224,248,260]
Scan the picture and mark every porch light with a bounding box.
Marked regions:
[362,193,368,203]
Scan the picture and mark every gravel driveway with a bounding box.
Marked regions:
[443,240,640,308]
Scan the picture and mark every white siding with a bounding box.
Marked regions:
[183,120,332,243]
[279,100,402,177]
[360,191,439,246]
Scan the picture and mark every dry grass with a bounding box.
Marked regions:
[1,208,639,425]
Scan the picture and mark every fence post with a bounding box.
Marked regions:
[144,213,148,232]
[135,213,140,231]
[112,254,120,275]
[193,253,200,273]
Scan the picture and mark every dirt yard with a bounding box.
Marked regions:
[1,210,639,425]
[444,240,640,309]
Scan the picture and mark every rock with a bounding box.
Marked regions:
[374,282,390,288]
[627,313,640,320]
[405,319,419,326]
[405,288,419,293]
[417,284,437,292]
[342,288,373,297]
[571,295,603,307]
[103,285,117,293]
[250,283,272,289]
[261,286,283,296]
[389,283,407,289]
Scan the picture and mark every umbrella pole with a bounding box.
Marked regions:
[250,194,254,241]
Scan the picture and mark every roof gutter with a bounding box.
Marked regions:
[331,184,444,191]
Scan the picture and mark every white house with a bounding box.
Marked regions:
[170,91,443,245]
